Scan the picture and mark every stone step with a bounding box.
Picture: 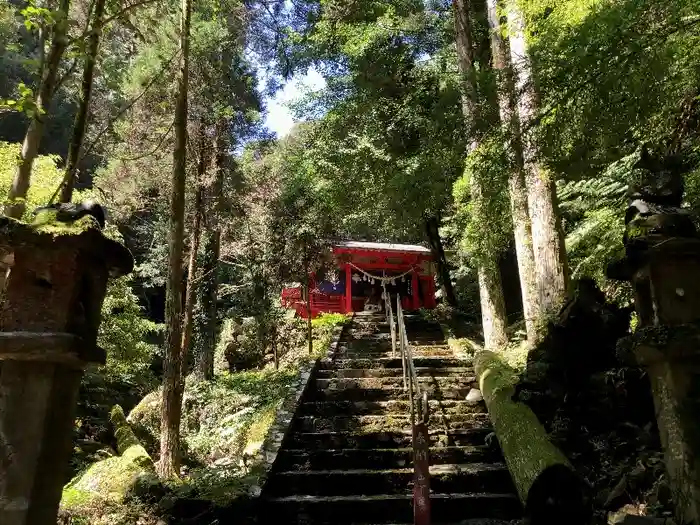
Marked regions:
[287,427,492,450]
[307,386,472,403]
[335,350,456,360]
[292,413,491,433]
[260,492,522,524]
[338,340,449,348]
[315,376,477,391]
[298,400,485,417]
[321,357,469,370]
[316,367,474,379]
[274,446,500,472]
[304,521,521,525]
[265,463,513,497]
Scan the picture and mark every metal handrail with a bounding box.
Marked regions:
[397,297,429,426]
[384,291,431,524]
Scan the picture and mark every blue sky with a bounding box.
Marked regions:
[263,67,326,137]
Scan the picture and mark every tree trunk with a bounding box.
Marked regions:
[474,351,591,523]
[506,1,569,313]
[194,229,219,379]
[194,123,225,381]
[158,0,192,480]
[453,0,508,349]
[181,138,206,366]
[486,0,540,340]
[424,216,457,307]
[5,0,71,218]
[59,0,105,203]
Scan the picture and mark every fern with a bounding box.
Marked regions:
[558,152,639,305]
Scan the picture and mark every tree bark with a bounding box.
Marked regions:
[5,0,71,218]
[194,126,225,381]
[506,1,569,313]
[59,0,105,203]
[486,0,540,340]
[181,135,207,367]
[453,0,508,349]
[424,216,457,307]
[194,229,219,379]
[158,0,192,479]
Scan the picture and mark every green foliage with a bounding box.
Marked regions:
[98,275,161,384]
[0,141,64,218]
[557,154,636,304]
[450,134,512,265]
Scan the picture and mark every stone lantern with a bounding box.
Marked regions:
[609,147,700,525]
[0,213,133,525]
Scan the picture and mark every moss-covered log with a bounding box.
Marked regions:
[61,405,155,512]
[474,350,590,524]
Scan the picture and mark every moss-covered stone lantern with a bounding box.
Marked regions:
[609,146,700,525]
[0,212,133,525]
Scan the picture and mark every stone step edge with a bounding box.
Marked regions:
[293,428,491,437]
[279,445,491,454]
[274,462,507,476]
[265,492,519,503]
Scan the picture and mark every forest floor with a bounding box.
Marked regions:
[58,314,349,525]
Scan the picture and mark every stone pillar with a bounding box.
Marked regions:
[606,147,700,525]
[624,238,700,525]
[0,216,133,525]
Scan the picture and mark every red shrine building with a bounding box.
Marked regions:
[281,241,437,318]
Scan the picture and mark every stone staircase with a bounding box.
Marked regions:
[260,312,522,524]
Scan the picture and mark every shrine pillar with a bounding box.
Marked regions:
[345,264,352,313]
[412,270,420,310]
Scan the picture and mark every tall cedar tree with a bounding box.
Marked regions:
[506,1,569,312]
[486,0,540,340]
[194,121,226,380]
[158,0,192,479]
[453,0,508,349]
[181,129,207,367]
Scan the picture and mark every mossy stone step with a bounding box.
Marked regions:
[287,427,492,450]
[308,386,472,403]
[315,376,477,390]
[320,357,469,369]
[335,350,456,360]
[265,463,513,497]
[317,366,474,379]
[298,399,485,417]
[292,413,490,433]
[259,492,521,524]
[273,446,500,472]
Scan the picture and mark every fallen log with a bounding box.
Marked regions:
[474,350,591,524]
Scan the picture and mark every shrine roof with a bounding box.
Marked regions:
[333,240,431,254]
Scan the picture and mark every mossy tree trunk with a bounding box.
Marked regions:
[5,0,71,218]
[158,0,192,479]
[486,0,540,341]
[475,351,589,523]
[453,0,508,349]
[506,1,570,313]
